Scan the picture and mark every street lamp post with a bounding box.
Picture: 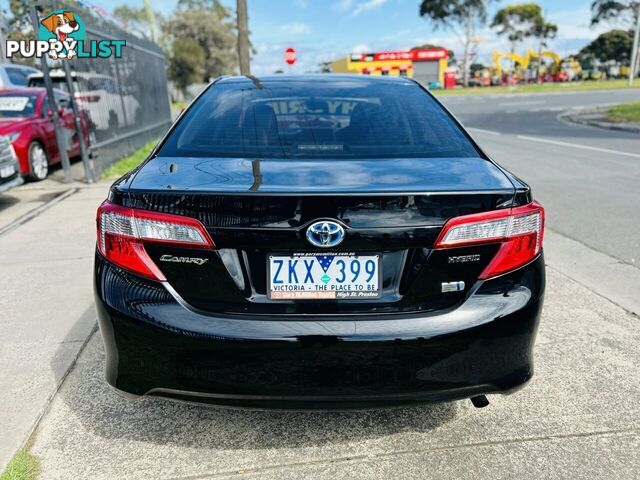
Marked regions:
[29,5,72,183]
[236,0,251,76]
[630,6,640,87]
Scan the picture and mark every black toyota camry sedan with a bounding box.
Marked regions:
[95,75,545,409]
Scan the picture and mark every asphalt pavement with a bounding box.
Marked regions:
[29,269,640,479]
[1,88,639,479]
[441,89,640,317]
[440,88,640,267]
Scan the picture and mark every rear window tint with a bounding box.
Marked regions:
[159,79,479,159]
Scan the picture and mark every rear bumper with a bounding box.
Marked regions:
[94,253,545,409]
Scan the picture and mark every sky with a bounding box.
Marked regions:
[4,0,613,75]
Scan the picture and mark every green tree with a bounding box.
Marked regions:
[316,62,332,73]
[591,0,639,28]
[113,5,164,44]
[532,15,557,81]
[167,8,237,82]
[177,0,230,19]
[491,3,545,51]
[5,0,36,65]
[113,5,147,22]
[579,29,634,63]
[470,62,485,73]
[492,3,556,81]
[169,38,205,94]
[419,1,494,87]
[590,1,640,85]
[532,18,557,48]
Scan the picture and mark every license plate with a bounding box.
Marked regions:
[0,164,15,178]
[268,253,381,300]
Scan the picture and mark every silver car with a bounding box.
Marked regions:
[0,135,23,193]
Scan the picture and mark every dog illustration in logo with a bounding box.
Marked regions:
[40,11,79,59]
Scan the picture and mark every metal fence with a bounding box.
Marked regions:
[32,2,172,180]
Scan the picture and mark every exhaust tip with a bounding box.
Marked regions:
[470,395,490,408]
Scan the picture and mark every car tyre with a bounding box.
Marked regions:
[27,141,49,181]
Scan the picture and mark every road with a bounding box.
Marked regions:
[2,88,639,479]
[440,89,640,267]
[29,273,640,479]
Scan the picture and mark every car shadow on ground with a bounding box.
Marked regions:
[0,193,19,212]
[53,330,458,451]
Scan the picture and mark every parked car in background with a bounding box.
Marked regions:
[0,135,23,192]
[28,70,141,136]
[0,64,40,90]
[0,88,91,181]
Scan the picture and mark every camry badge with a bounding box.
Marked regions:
[160,255,209,266]
[306,220,345,248]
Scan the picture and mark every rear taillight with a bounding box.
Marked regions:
[75,94,101,102]
[96,201,214,280]
[434,201,544,279]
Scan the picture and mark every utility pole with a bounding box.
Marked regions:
[49,0,92,182]
[462,10,472,87]
[30,5,72,183]
[630,6,640,87]
[0,10,9,63]
[236,0,251,75]
[143,0,158,43]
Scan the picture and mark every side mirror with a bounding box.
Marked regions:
[46,108,53,118]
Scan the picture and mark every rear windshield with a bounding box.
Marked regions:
[0,94,37,117]
[29,76,86,93]
[159,79,479,159]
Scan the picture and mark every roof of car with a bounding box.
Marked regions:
[0,64,39,71]
[0,87,67,97]
[217,74,417,86]
[0,88,47,95]
[28,70,112,80]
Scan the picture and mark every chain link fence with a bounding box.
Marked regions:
[28,2,172,180]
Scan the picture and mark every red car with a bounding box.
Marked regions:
[0,88,91,181]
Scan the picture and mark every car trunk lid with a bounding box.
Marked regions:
[116,156,516,316]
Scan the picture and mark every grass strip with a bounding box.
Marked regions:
[606,101,640,123]
[102,140,157,179]
[434,79,637,96]
[0,450,40,480]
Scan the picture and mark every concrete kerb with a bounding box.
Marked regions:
[559,107,640,134]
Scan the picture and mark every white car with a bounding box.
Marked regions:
[0,64,40,90]
[28,70,140,133]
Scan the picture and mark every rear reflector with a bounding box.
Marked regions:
[96,201,214,280]
[435,201,544,279]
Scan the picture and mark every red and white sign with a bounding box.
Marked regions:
[410,49,448,61]
[285,47,297,66]
[351,48,448,63]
